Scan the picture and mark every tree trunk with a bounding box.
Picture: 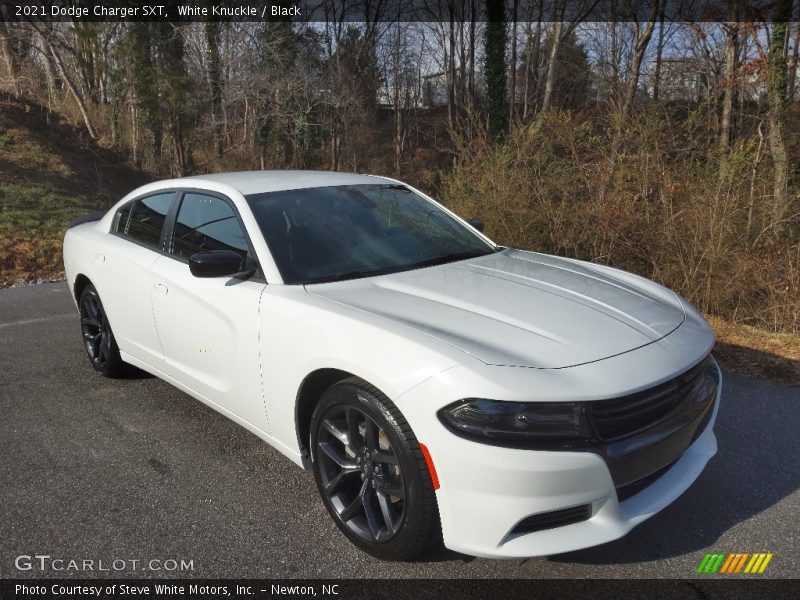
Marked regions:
[39,37,58,112]
[621,1,660,118]
[331,110,340,171]
[611,9,619,85]
[767,113,789,226]
[485,1,508,139]
[0,22,20,96]
[205,22,224,159]
[171,121,188,176]
[130,90,138,165]
[531,2,544,86]
[468,1,476,107]
[540,20,563,113]
[509,0,518,124]
[160,22,190,174]
[447,12,456,134]
[521,22,533,119]
[719,18,739,151]
[41,32,97,139]
[652,8,665,101]
[395,83,403,173]
[393,28,403,173]
[788,19,800,100]
[129,23,161,164]
[766,3,792,231]
[242,94,248,146]
[523,3,544,119]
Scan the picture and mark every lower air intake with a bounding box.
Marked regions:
[510,504,592,536]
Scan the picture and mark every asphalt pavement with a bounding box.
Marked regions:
[1,282,797,579]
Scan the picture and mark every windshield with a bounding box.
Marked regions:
[246,184,497,284]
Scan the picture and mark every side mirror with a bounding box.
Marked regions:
[467,218,485,232]
[189,250,252,278]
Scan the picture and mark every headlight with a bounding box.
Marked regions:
[437,398,593,449]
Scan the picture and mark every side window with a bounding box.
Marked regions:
[114,193,174,250]
[112,203,131,233]
[171,193,250,262]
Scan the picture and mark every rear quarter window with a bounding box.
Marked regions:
[113,193,174,250]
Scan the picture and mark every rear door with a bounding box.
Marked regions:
[99,192,174,365]
[150,191,268,429]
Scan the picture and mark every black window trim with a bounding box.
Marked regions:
[110,190,178,253]
[110,187,266,284]
[165,188,266,283]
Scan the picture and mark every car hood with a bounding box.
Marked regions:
[306,249,686,368]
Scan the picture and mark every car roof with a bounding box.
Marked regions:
[178,170,386,196]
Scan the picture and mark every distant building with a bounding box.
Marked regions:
[647,58,708,102]
[422,71,450,108]
[647,56,777,103]
[738,68,768,103]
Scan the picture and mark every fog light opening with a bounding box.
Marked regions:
[509,504,592,536]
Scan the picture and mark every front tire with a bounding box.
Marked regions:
[310,378,440,560]
[78,284,125,377]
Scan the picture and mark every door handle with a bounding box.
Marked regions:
[154,283,169,295]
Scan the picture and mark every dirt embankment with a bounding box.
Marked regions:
[0,93,150,286]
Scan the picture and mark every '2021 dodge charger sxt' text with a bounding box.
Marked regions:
[63,171,721,560]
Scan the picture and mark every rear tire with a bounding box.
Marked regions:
[78,284,126,378]
[310,377,441,561]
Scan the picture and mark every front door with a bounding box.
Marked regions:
[150,191,267,430]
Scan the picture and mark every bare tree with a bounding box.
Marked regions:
[383,23,423,173]
[651,6,666,100]
[787,12,800,99]
[766,2,793,230]
[509,0,518,123]
[418,0,469,144]
[541,0,600,113]
[620,0,660,118]
[205,22,225,158]
[521,0,545,119]
[541,20,564,113]
[719,16,740,151]
[0,18,21,96]
[468,1,476,106]
[31,23,97,139]
[447,1,457,132]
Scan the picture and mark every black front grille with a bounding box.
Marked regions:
[590,356,714,441]
[511,504,592,535]
[590,354,718,490]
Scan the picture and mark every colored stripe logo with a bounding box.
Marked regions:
[696,552,773,574]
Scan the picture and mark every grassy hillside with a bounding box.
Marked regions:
[0,94,150,286]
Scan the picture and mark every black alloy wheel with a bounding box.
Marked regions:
[316,404,406,543]
[311,378,440,560]
[79,284,125,377]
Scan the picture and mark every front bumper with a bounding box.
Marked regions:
[421,363,721,559]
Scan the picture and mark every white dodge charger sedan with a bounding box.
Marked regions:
[63,171,721,560]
